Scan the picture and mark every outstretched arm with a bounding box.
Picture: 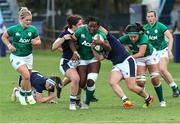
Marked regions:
[132,45,147,59]
[35,92,57,103]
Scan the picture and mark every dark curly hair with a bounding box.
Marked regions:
[84,16,100,26]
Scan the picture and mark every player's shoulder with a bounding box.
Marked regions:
[77,25,87,31]
[7,24,20,31]
[144,23,150,29]
[59,30,71,37]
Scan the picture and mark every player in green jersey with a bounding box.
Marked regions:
[119,23,166,107]
[70,16,111,109]
[1,7,41,105]
[144,11,179,97]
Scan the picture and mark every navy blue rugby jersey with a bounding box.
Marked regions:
[30,72,54,93]
[106,34,129,65]
[58,28,74,59]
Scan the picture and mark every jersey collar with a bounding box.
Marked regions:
[67,28,74,34]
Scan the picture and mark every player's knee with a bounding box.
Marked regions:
[108,80,117,88]
[87,80,95,91]
[150,72,160,85]
[86,73,98,90]
[79,81,86,89]
[127,84,136,92]
[87,79,95,87]
[71,76,80,84]
[159,67,167,74]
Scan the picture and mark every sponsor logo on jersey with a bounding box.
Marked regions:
[19,38,31,43]
[149,35,157,40]
[82,40,91,47]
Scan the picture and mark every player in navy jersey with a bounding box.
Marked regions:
[92,26,154,108]
[11,71,62,103]
[52,15,83,110]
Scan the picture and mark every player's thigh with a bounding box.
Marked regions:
[109,70,123,85]
[88,61,101,73]
[77,65,88,88]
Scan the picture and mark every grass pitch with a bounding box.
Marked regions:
[0,50,180,123]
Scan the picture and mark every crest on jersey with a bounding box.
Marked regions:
[28,32,32,36]
[15,32,20,36]
[81,34,85,38]
[154,29,158,33]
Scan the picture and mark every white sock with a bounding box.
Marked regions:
[169,82,177,88]
[121,96,128,101]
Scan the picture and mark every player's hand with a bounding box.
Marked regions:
[57,47,63,52]
[31,37,41,45]
[7,44,16,52]
[168,49,173,59]
[71,51,80,61]
[63,34,71,40]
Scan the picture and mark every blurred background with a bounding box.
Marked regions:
[0,0,180,50]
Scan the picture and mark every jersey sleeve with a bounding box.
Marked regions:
[139,34,149,45]
[75,27,84,38]
[7,25,16,36]
[99,31,107,41]
[159,22,168,33]
[118,35,129,44]
[58,32,66,38]
[31,25,39,38]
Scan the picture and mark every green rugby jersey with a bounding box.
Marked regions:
[144,21,168,50]
[119,34,153,57]
[75,26,107,60]
[7,24,39,56]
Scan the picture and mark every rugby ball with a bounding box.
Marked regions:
[94,45,103,52]
[93,34,104,41]
[93,34,104,53]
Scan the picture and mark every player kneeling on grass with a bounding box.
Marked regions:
[11,70,62,103]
